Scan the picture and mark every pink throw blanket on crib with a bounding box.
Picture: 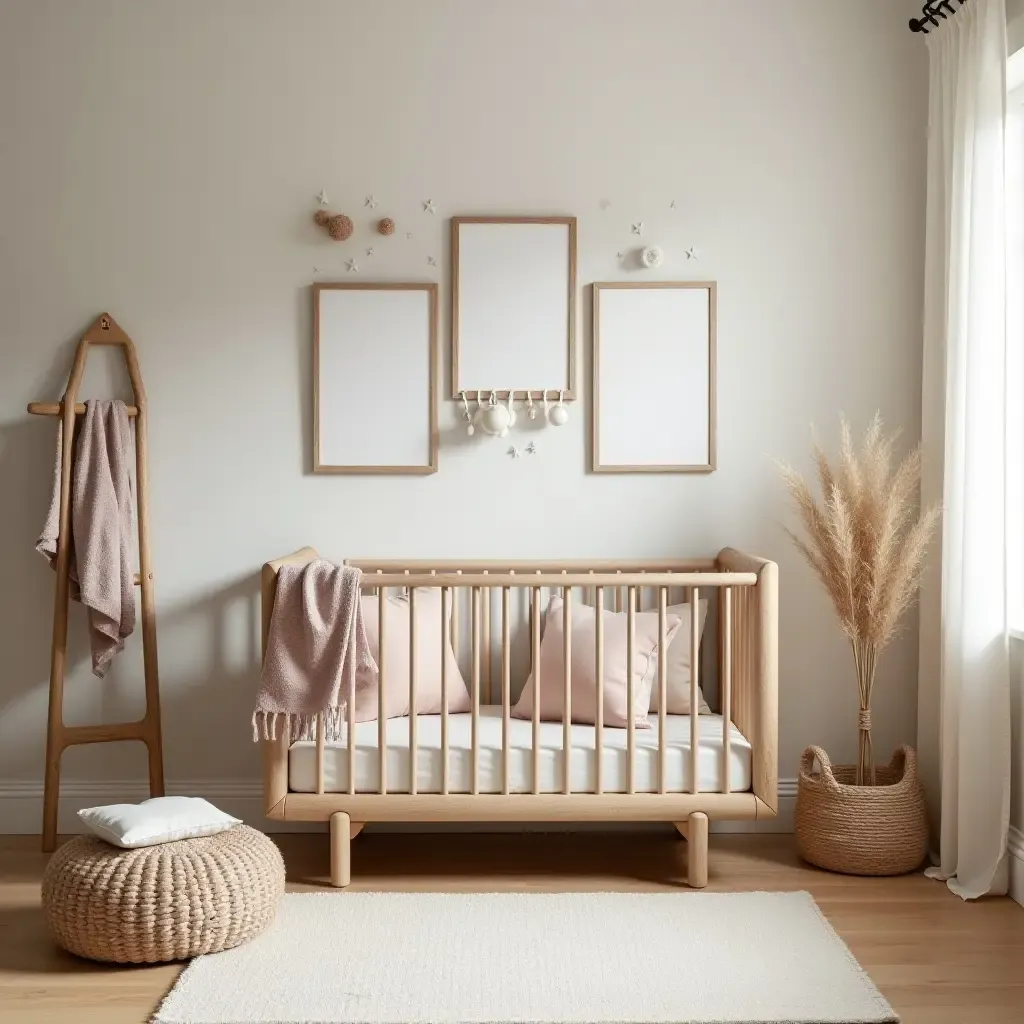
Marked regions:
[254,560,377,742]
[36,399,136,678]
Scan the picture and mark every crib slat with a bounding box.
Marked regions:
[615,570,623,612]
[502,585,511,796]
[627,585,636,795]
[316,711,325,795]
[690,586,700,795]
[658,587,667,795]
[471,586,480,796]
[595,586,605,795]
[441,585,450,796]
[563,585,572,795]
[408,587,418,795]
[722,585,732,795]
[532,585,541,794]
[482,570,491,704]
[378,586,387,795]
[452,569,461,674]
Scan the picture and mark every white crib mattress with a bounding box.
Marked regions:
[288,707,752,795]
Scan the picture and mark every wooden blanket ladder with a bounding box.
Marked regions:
[28,312,164,852]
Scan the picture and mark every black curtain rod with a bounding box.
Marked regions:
[910,0,970,33]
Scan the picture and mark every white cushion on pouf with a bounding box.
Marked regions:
[78,796,241,848]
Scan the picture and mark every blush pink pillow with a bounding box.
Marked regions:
[353,590,471,721]
[512,598,681,729]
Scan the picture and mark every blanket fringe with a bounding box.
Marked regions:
[252,707,347,743]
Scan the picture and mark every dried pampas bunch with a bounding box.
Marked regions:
[778,414,939,786]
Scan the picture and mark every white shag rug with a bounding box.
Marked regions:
[153,891,897,1024]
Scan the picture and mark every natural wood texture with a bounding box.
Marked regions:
[591,281,718,473]
[378,585,388,796]
[312,282,439,474]
[346,571,755,589]
[329,811,351,888]
[348,558,719,572]
[562,587,572,795]
[441,586,450,796]
[722,585,732,795]
[28,402,139,417]
[408,588,418,795]
[690,586,700,795]
[627,586,636,795]
[2,833,1022,1024]
[717,547,779,814]
[501,586,511,796]
[471,587,480,796]
[531,586,541,794]
[261,553,779,883]
[37,314,164,852]
[276,792,761,821]
[450,215,578,401]
[658,588,667,794]
[687,810,709,888]
[595,585,605,795]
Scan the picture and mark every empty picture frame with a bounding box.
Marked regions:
[314,282,438,474]
[451,216,577,400]
[592,282,717,473]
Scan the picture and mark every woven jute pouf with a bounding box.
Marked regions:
[795,744,929,876]
[42,825,285,963]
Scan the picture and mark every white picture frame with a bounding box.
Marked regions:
[451,216,577,401]
[314,282,438,474]
[592,281,717,474]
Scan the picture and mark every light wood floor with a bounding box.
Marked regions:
[0,831,1021,1023]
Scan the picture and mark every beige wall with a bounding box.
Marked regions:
[0,2,927,816]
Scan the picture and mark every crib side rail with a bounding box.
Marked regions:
[716,548,779,814]
[261,546,319,816]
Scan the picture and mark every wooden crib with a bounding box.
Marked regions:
[261,549,778,888]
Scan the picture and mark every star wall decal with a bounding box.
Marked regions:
[345,259,359,273]
[685,247,700,260]
[507,445,521,459]
[525,442,537,455]
[406,231,414,240]
[616,251,626,259]
[365,247,374,256]
[632,221,644,235]
[427,255,437,266]
[316,189,328,205]
[669,200,677,209]
[365,195,378,208]
[422,199,437,214]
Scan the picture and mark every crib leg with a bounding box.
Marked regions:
[330,811,352,888]
[686,811,709,888]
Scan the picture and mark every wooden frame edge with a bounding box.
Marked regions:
[591,281,717,474]
[450,215,578,401]
[312,282,439,475]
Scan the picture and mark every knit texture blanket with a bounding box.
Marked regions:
[254,560,376,742]
[37,399,136,677]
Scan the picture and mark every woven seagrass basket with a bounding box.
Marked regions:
[795,744,929,876]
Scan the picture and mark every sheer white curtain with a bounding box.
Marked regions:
[919,0,1011,900]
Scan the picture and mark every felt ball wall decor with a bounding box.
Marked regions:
[377,217,395,236]
[314,210,354,241]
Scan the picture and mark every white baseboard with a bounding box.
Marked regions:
[0,779,797,836]
[1010,826,1024,908]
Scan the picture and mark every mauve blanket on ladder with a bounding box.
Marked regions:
[37,399,136,678]
[254,560,376,742]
